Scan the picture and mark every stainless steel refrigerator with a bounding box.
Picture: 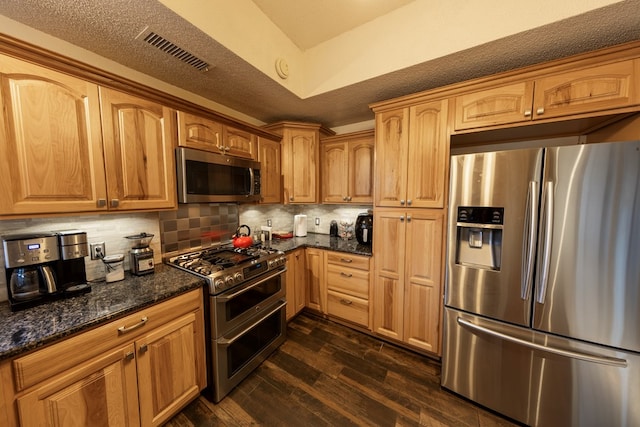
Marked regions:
[442,139,640,427]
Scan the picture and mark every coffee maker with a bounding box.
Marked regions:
[2,233,60,310]
[55,230,91,295]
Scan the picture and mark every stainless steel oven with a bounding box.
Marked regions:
[168,245,287,402]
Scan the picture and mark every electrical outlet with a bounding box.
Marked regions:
[315,217,320,226]
[267,219,272,227]
[90,242,106,260]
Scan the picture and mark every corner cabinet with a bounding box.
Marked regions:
[321,130,374,204]
[372,209,445,355]
[99,87,177,211]
[11,289,206,427]
[374,99,449,209]
[257,137,282,204]
[454,59,640,131]
[263,121,334,204]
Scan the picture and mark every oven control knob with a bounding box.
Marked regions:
[234,272,243,282]
[268,260,275,268]
[214,279,225,290]
[225,275,235,286]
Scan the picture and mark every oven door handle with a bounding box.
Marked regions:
[218,300,287,346]
[216,268,286,302]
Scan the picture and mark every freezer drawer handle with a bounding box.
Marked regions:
[457,317,628,368]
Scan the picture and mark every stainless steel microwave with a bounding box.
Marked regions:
[176,147,261,203]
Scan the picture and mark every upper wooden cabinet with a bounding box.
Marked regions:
[257,137,282,204]
[263,121,334,204]
[455,59,639,131]
[177,111,256,159]
[0,54,107,216]
[375,99,448,209]
[99,87,177,211]
[321,130,374,204]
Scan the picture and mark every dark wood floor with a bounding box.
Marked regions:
[165,313,518,427]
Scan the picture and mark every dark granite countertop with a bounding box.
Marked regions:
[0,265,205,361]
[262,233,372,256]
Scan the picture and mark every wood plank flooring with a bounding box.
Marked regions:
[165,313,519,427]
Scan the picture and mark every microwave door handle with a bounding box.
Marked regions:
[521,181,539,300]
[216,268,286,302]
[249,167,255,195]
[536,181,554,304]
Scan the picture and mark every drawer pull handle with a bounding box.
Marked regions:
[340,272,353,278]
[124,351,135,361]
[139,344,148,353]
[340,258,353,263]
[118,316,148,334]
[340,299,353,305]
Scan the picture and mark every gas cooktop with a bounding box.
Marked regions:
[168,245,286,294]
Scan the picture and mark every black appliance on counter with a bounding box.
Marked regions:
[55,230,91,295]
[355,212,373,245]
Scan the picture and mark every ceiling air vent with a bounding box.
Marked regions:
[141,31,210,72]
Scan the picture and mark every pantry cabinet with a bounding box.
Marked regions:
[325,251,371,329]
[10,289,205,427]
[99,87,177,211]
[0,54,107,216]
[263,122,334,204]
[454,59,639,131]
[285,248,306,320]
[372,208,445,355]
[257,137,282,204]
[321,130,374,204]
[374,99,448,209]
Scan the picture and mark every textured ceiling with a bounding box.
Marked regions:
[0,0,639,128]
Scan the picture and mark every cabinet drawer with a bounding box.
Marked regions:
[326,252,370,271]
[326,264,369,299]
[13,288,202,391]
[327,290,369,327]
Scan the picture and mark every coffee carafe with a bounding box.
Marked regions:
[2,233,60,310]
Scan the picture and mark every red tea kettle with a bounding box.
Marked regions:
[233,225,253,248]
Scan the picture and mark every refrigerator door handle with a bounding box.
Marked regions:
[536,181,554,304]
[521,181,539,300]
[457,317,628,367]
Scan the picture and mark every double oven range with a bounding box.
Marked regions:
[168,245,287,402]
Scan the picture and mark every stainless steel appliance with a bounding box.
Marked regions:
[176,147,261,203]
[125,233,155,276]
[55,230,91,295]
[442,139,640,426]
[3,233,59,310]
[168,245,287,402]
[355,212,373,245]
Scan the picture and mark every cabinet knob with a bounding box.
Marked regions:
[97,199,107,208]
[400,215,405,222]
[407,199,412,206]
[225,146,231,152]
[407,215,412,222]
[139,344,148,353]
[536,107,545,115]
[400,199,405,205]
[347,196,352,201]
[343,196,348,201]
[524,110,532,117]
[289,196,294,201]
[110,199,119,208]
[124,351,135,361]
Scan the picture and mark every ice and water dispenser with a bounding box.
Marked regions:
[454,207,503,270]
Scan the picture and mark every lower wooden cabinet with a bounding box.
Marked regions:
[9,289,205,427]
[305,248,326,313]
[285,248,306,320]
[325,251,371,328]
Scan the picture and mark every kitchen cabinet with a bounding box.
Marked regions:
[257,137,282,204]
[285,248,306,320]
[325,251,371,328]
[372,208,445,355]
[374,99,448,209]
[454,59,639,131]
[0,53,107,216]
[99,87,177,211]
[11,289,205,427]
[305,248,326,313]
[177,111,257,159]
[321,130,374,204]
[263,121,334,204]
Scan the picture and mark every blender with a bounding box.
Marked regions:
[125,232,155,276]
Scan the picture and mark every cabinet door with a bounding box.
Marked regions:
[293,249,307,315]
[374,108,409,207]
[258,138,282,204]
[321,141,348,203]
[533,60,638,119]
[407,100,449,209]
[223,126,256,159]
[136,312,200,427]
[17,344,140,427]
[285,250,297,320]
[372,208,406,340]
[348,137,374,204]
[305,248,325,313]
[285,128,319,203]
[177,111,223,152]
[454,81,534,130]
[0,54,107,215]
[403,210,444,354]
[99,87,177,211]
